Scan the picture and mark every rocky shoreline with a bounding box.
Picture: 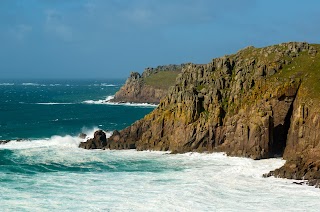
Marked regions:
[81,42,319,188]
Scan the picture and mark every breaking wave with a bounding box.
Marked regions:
[0,83,14,86]
[0,127,111,150]
[21,83,43,86]
[83,96,158,107]
[35,102,75,105]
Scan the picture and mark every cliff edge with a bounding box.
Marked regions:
[81,42,320,187]
[111,64,186,104]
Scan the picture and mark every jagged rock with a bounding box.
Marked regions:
[79,130,107,149]
[104,42,320,187]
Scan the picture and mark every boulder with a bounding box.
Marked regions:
[79,130,107,149]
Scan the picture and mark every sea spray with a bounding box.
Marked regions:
[82,95,158,107]
[1,148,320,211]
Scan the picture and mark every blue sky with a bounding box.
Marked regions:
[0,0,320,79]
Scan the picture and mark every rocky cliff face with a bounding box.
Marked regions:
[81,42,320,186]
[111,65,185,104]
[265,88,320,187]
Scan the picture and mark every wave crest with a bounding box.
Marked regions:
[0,83,14,86]
[35,102,75,105]
[83,96,158,107]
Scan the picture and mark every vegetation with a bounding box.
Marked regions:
[144,71,180,90]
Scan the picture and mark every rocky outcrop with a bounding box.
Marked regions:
[82,42,320,186]
[111,64,186,104]
[79,130,107,149]
[265,90,320,186]
[0,140,11,145]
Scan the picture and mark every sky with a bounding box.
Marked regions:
[0,0,320,79]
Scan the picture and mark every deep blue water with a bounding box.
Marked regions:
[0,79,154,140]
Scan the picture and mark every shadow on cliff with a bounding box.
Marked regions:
[269,99,294,157]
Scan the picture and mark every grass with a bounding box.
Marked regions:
[144,71,180,90]
[271,44,320,101]
[232,43,320,106]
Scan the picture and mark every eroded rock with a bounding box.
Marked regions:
[111,64,186,104]
[79,130,107,149]
[100,42,320,187]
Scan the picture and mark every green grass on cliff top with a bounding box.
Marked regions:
[274,44,320,101]
[144,71,180,90]
[235,43,320,102]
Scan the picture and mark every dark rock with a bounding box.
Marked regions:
[293,181,305,185]
[308,179,320,188]
[0,140,11,145]
[79,130,107,149]
[79,133,87,139]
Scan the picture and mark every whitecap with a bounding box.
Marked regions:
[0,127,112,150]
[82,96,115,104]
[82,96,158,107]
[21,83,40,86]
[100,83,117,87]
[0,83,14,86]
[106,101,158,108]
[0,135,82,150]
[35,102,74,105]
[91,83,117,87]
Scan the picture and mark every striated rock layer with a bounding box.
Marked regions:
[111,64,186,104]
[81,42,320,186]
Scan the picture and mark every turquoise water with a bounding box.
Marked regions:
[1,80,320,211]
[0,79,154,140]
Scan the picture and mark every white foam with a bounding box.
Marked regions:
[80,127,112,139]
[49,84,61,86]
[0,135,82,150]
[83,95,158,107]
[0,83,14,86]
[106,101,158,107]
[21,83,40,86]
[1,150,320,211]
[100,83,117,87]
[35,102,74,105]
[82,96,114,104]
[0,127,112,150]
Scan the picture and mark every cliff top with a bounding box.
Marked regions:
[126,64,188,90]
[233,42,320,102]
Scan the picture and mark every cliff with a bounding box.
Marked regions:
[111,64,186,104]
[80,42,320,187]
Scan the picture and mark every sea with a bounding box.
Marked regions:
[0,79,320,212]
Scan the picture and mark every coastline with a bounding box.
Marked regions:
[80,42,320,188]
